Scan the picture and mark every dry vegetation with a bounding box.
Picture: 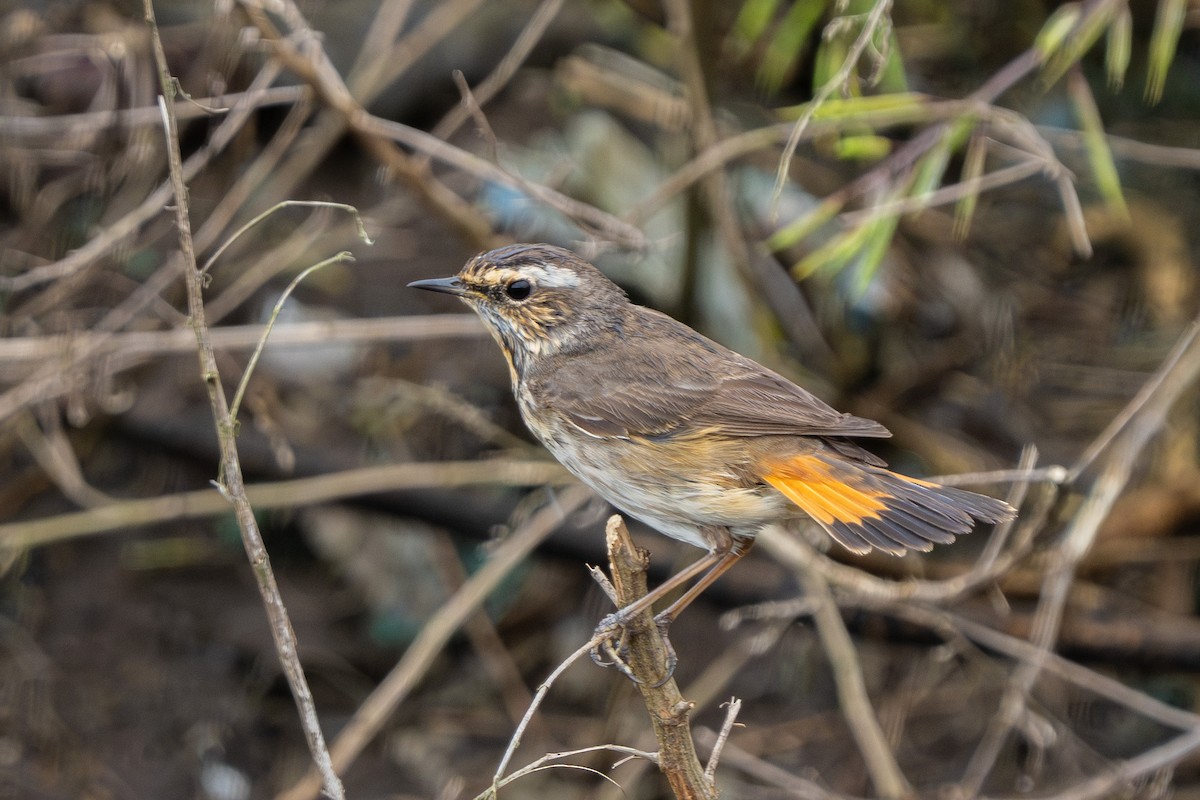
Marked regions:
[3,1,1200,798]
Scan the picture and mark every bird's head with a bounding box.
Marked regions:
[408,243,629,373]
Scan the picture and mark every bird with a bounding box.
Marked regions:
[410,243,1015,660]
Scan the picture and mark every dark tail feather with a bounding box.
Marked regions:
[762,454,1016,556]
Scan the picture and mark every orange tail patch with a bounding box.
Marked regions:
[761,453,1014,556]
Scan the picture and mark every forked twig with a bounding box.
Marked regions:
[491,515,718,800]
[487,744,657,797]
[602,514,718,800]
[200,200,373,275]
[771,0,894,217]
[228,250,355,421]
[490,637,605,794]
[705,697,742,784]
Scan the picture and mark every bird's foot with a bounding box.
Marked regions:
[589,611,637,681]
[588,609,677,687]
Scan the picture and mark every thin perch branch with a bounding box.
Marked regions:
[143,2,343,795]
[604,515,719,800]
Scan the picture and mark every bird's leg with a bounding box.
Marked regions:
[591,528,750,683]
[645,534,751,684]
[654,533,753,628]
[589,550,721,673]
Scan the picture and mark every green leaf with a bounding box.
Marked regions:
[1033,3,1082,63]
[1105,6,1132,90]
[788,209,900,290]
[953,131,988,240]
[766,196,845,251]
[1146,0,1185,104]
[791,220,875,279]
[1041,3,1117,88]
[1069,70,1128,219]
[871,23,909,93]
[812,21,851,93]
[732,0,785,53]
[759,0,829,93]
[832,134,893,161]
[911,116,976,202]
[778,91,927,122]
[851,213,901,293]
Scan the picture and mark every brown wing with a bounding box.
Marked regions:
[527,307,890,442]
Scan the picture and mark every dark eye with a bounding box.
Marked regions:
[504,279,532,300]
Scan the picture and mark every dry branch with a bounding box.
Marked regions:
[604,515,719,800]
[0,459,571,548]
[799,559,911,799]
[278,485,590,800]
[0,315,485,367]
[143,3,342,794]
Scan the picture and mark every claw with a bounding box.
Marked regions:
[588,607,680,686]
[649,613,678,687]
[589,615,644,683]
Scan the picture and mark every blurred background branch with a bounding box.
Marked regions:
[2,0,1200,797]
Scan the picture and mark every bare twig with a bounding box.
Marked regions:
[278,485,591,800]
[13,409,112,508]
[705,697,742,784]
[960,317,1200,797]
[364,377,535,452]
[603,620,792,796]
[428,0,565,144]
[760,317,1200,608]
[142,1,342,796]
[871,602,1200,732]
[228,250,355,421]
[601,515,718,800]
[0,315,484,371]
[0,61,287,295]
[797,556,911,800]
[0,85,307,139]
[1,459,571,549]
[239,0,497,248]
[349,0,486,100]
[660,0,761,326]
[692,729,852,800]
[1017,726,1200,800]
[357,114,647,249]
[836,158,1047,226]
[0,61,294,429]
[200,200,372,276]
[960,456,1128,797]
[428,531,535,727]
[951,445,1039,581]
[485,744,658,797]
[1041,124,1200,170]
[491,516,722,800]
[345,0,417,95]
[1067,320,1200,482]
[490,635,609,794]
[771,0,894,217]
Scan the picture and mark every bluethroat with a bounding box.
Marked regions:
[411,244,1015,667]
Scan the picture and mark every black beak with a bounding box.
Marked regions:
[407,276,469,296]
